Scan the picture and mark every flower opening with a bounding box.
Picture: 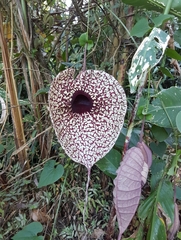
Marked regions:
[71,90,93,114]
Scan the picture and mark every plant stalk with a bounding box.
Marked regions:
[123,71,148,153]
[0,10,30,172]
[163,0,172,15]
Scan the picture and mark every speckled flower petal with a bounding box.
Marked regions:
[49,68,127,169]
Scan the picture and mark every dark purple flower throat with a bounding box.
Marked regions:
[71,90,93,114]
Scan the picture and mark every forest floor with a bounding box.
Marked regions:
[1,155,181,240]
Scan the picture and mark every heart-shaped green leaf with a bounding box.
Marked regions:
[79,32,88,46]
[12,222,43,240]
[38,160,64,188]
[79,33,94,50]
[150,142,166,157]
[152,14,174,27]
[131,18,151,37]
[151,125,168,142]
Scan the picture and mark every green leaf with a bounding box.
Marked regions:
[79,33,94,50]
[176,111,181,133]
[130,18,151,37]
[151,125,168,142]
[147,87,181,128]
[12,222,43,240]
[157,180,174,227]
[122,0,181,19]
[150,158,166,190]
[96,149,121,179]
[0,87,6,99]
[87,40,94,50]
[150,142,166,157]
[19,99,31,106]
[166,48,181,60]
[35,86,49,96]
[38,160,64,188]
[167,150,181,176]
[147,215,167,240]
[135,224,144,240]
[174,29,181,46]
[79,32,88,46]
[176,186,181,200]
[137,96,153,120]
[128,28,170,93]
[138,191,157,223]
[138,179,174,239]
[137,105,153,120]
[152,14,174,27]
[159,67,174,79]
[177,232,181,239]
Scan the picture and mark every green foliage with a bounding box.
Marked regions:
[150,142,167,157]
[150,158,166,190]
[147,87,181,128]
[152,14,174,27]
[12,222,43,240]
[138,179,174,239]
[122,0,181,18]
[38,160,64,188]
[159,67,174,79]
[166,48,181,60]
[167,150,181,176]
[131,14,174,37]
[151,125,168,142]
[176,111,181,133]
[35,86,49,96]
[96,149,121,179]
[1,0,181,239]
[177,232,181,239]
[79,32,94,50]
[130,18,151,37]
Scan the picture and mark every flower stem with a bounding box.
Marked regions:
[82,167,91,239]
[83,44,87,71]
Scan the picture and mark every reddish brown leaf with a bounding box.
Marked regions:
[113,142,152,239]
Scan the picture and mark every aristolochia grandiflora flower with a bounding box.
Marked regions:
[49,68,127,169]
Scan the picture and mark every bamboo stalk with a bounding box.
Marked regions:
[0,11,30,172]
[16,0,50,159]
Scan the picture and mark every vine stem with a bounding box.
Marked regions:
[123,71,148,154]
[163,0,172,15]
[82,167,91,240]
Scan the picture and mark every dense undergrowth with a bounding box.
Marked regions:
[0,0,181,239]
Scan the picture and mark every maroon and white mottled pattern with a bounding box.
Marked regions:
[49,68,127,169]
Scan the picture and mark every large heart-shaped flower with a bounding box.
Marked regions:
[49,69,127,169]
